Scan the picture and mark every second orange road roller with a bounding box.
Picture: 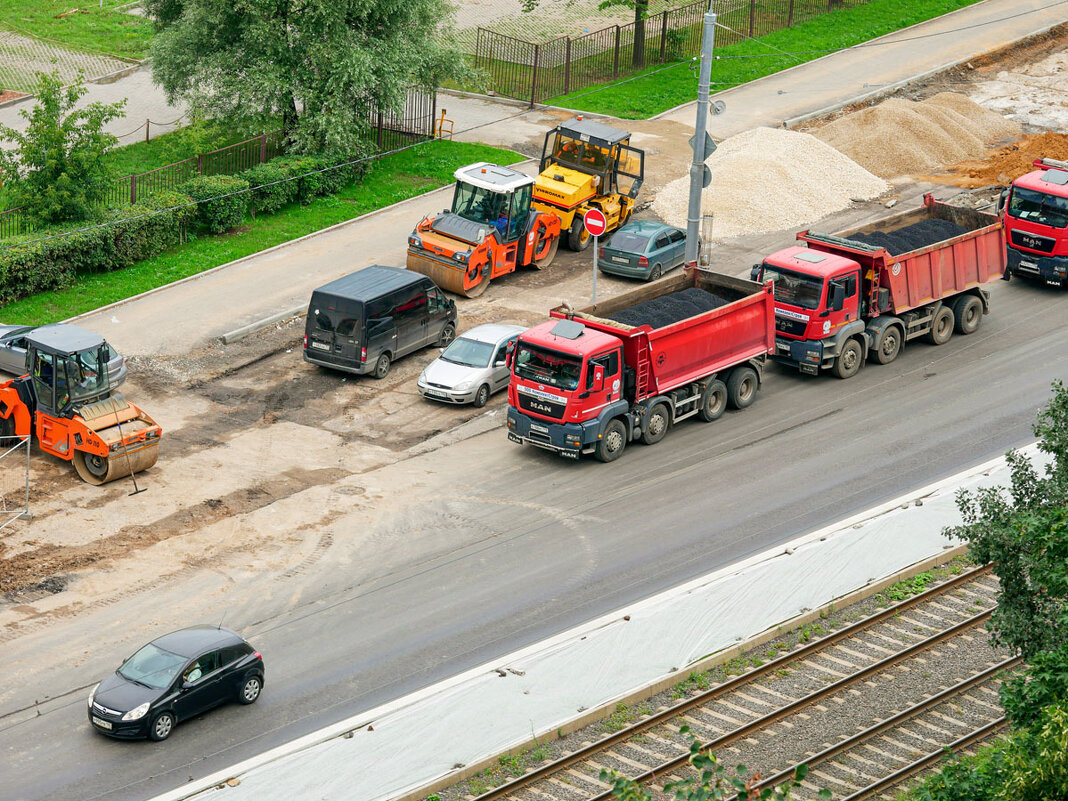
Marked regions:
[406,162,562,297]
[0,325,161,485]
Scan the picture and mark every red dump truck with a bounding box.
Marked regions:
[754,194,1006,379]
[999,157,1068,288]
[505,269,775,462]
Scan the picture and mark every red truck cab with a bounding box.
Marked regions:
[1001,158,1068,287]
[506,318,626,457]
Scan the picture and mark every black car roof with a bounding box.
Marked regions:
[25,324,105,356]
[313,265,429,302]
[151,625,244,658]
[557,117,630,146]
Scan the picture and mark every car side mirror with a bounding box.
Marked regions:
[181,681,194,691]
[997,188,1009,215]
[495,359,506,367]
[750,264,761,282]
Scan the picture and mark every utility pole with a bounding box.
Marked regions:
[685,8,718,267]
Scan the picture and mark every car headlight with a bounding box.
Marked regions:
[88,683,99,709]
[122,702,150,721]
[454,381,474,392]
[417,371,427,386]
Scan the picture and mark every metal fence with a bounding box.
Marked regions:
[476,0,870,105]
[0,87,436,240]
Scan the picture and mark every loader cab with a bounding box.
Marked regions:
[450,163,533,243]
[539,117,644,199]
[26,326,112,418]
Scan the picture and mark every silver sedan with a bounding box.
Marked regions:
[417,323,526,407]
[0,323,127,387]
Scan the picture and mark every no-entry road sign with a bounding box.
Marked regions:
[583,208,608,237]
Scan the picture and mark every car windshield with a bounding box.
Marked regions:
[608,232,650,253]
[119,643,187,690]
[762,264,825,310]
[1007,187,1068,229]
[514,342,582,390]
[440,337,494,368]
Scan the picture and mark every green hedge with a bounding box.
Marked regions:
[242,162,296,217]
[177,174,250,234]
[0,191,195,305]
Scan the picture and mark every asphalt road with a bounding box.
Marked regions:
[2,267,1065,801]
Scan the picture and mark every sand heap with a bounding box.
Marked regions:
[652,126,889,241]
[814,92,1020,179]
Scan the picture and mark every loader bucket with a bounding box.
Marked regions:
[72,395,161,485]
[406,250,489,298]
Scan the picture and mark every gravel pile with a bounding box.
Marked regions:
[651,127,889,241]
[848,218,968,255]
[814,92,1019,179]
[609,287,730,328]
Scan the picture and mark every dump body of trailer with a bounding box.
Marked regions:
[506,269,775,462]
[759,194,1006,379]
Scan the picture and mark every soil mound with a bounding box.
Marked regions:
[940,132,1068,187]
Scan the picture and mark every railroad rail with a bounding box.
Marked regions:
[465,565,1011,801]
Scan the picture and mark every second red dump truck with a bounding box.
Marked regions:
[506,269,774,462]
[999,157,1068,288]
[754,194,1007,379]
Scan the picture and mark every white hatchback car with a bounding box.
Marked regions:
[417,323,526,407]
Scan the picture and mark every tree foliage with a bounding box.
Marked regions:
[142,0,468,155]
[0,72,125,224]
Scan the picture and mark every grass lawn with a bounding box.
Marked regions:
[547,0,988,118]
[101,119,279,178]
[1,0,153,60]
[1,140,519,324]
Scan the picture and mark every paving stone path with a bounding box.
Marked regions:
[0,30,133,94]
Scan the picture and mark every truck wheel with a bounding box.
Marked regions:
[372,353,392,379]
[568,219,592,252]
[698,380,727,422]
[952,295,982,335]
[595,419,627,462]
[872,325,902,365]
[832,339,863,379]
[926,306,954,345]
[640,403,670,445]
[726,367,758,409]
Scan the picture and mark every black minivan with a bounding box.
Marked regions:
[303,266,458,379]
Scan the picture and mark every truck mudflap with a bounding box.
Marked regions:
[1007,246,1068,287]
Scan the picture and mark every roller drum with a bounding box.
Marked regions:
[406,250,489,298]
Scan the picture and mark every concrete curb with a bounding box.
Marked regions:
[0,93,33,109]
[90,62,143,85]
[219,306,304,344]
[64,157,536,330]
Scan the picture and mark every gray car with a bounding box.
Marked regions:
[0,323,127,388]
[417,323,526,407]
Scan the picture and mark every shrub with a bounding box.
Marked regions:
[177,174,249,234]
[241,162,296,217]
[270,153,368,205]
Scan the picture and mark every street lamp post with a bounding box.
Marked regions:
[685,8,718,267]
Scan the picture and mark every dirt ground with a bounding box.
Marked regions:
[2,27,1066,644]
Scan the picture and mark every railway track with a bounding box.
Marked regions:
[465,565,1014,801]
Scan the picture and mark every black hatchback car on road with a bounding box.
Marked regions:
[88,625,264,741]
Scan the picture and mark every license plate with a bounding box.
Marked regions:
[311,341,330,351]
[1019,261,1039,273]
[92,716,113,730]
[425,390,446,399]
[611,256,629,264]
[531,424,549,434]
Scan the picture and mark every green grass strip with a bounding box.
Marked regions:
[548,0,987,118]
[0,0,153,62]
[1,140,519,325]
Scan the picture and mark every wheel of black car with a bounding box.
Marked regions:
[437,323,456,348]
[372,353,391,380]
[473,384,490,409]
[640,403,670,445]
[648,264,663,282]
[698,379,727,422]
[926,306,954,345]
[568,219,592,252]
[832,339,862,379]
[594,419,627,462]
[952,295,982,335]
[872,325,902,365]
[238,675,262,705]
[148,710,175,742]
[726,366,758,409]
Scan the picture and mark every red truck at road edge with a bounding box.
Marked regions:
[506,269,774,462]
[1000,157,1068,288]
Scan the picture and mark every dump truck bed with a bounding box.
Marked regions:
[798,194,1006,315]
[550,269,774,400]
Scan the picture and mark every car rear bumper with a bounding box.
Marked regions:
[303,351,374,375]
[598,261,651,280]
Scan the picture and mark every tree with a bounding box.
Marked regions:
[0,72,125,224]
[142,0,468,155]
[520,0,651,68]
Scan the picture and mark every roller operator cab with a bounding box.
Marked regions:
[533,117,645,251]
[0,325,161,484]
[406,163,561,298]
[1000,158,1068,287]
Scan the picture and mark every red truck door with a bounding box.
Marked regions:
[583,348,622,413]
[824,270,861,337]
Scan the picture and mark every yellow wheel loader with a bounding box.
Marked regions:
[532,117,645,252]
